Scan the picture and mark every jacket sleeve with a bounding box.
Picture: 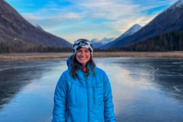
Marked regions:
[52,72,68,122]
[103,72,116,122]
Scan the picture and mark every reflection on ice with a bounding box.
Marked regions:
[95,57,183,122]
[0,59,67,122]
[0,58,183,122]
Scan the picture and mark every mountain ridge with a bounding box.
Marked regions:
[91,37,115,48]
[107,0,183,48]
[101,24,142,49]
[0,0,72,48]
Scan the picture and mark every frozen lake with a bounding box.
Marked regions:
[0,57,183,122]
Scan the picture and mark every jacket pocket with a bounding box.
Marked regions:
[91,103,104,121]
[93,85,103,105]
[67,86,79,107]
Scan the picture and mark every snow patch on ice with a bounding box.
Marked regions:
[172,62,183,64]
[174,86,182,93]
[146,66,159,81]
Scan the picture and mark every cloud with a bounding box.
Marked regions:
[79,1,139,20]
[73,0,174,33]
[105,14,157,33]
[19,0,176,42]
[22,14,44,20]
[23,12,83,21]
[63,12,84,20]
[70,0,174,19]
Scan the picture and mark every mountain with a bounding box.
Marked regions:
[91,38,102,48]
[101,24,142,49]
[91,38,101,43]
[111,31,183,51]
[120,24,142,38]
[164,0,183,12]
[33,24,44,31]
[101,37,115,44]
[106,0,183,48]
[91,37,115,48]
[0,0,72,49]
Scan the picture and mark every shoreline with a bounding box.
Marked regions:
[0,52,183,60]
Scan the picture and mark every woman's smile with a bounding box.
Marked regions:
[76,48,91,67]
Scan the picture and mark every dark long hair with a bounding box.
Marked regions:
[71,54,95,79]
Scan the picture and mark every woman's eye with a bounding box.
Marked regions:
[85,50,89,53]
[78,50,82,52]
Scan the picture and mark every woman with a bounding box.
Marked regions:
[52,39,116,122]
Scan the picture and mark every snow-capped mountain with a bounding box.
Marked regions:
[103,0,183,49]
[91,38,101,43]
[91,37,115,48]
[101,37,115,44]
[122,24,142,37]
[101,24,142,49]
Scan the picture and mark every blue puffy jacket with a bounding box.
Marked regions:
[52,55,116,122]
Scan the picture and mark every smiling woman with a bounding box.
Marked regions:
[52,39,116,122]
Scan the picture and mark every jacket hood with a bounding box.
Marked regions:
[67,54,74,70]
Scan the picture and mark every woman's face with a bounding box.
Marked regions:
[76,47,91,67]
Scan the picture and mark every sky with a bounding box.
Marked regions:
[5,0,177,44]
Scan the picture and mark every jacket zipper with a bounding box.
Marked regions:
[93,86,95,104]
[85,74,90,122]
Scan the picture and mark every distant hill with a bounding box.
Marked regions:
[107,0,183,48]
[101,24,142,49]
[108,31,183,51]
[0,0,72,53]
[91,37,115,48]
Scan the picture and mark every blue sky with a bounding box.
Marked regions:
[5,0,176,43]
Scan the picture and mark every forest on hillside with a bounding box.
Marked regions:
[0,34,72,53]
[1,31,183,53]
[0,42,72,53]
[97,31,183,52]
